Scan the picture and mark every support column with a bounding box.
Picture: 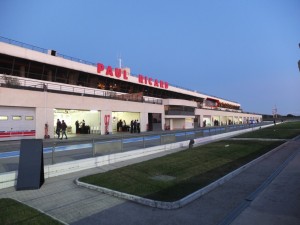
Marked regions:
[20,66,25,77]
[35,107,54,139]
[140,112,148,132]
[47,70,52,81]
[101,111,112,134]
[170,119,174,130]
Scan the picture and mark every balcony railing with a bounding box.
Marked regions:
[165,110,195,116]
[0,74,163,105]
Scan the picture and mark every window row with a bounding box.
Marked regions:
[0,116,34,121]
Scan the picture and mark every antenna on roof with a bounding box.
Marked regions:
[118,53,122,68]
[272,105,277,118]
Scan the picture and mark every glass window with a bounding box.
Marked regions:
[12,116,22,120]
[0,116,8,120]
[25,116,34,120]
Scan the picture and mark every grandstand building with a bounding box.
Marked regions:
[0,37,262,140]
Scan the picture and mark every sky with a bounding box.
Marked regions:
[0,0,300,115]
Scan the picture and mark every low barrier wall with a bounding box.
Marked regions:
[0,124,272,190]
[94,140,122,155]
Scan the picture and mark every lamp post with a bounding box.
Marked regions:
[298,43,300,72]
[272,105,277,119]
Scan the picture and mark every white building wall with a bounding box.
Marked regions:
[0,85,261,139]
[0,87,164,138]
[163,99,197,107]
[195,108,262,126]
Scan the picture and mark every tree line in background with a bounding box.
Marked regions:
[263,114,300,120]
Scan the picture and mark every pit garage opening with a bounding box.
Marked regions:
[111,111,140,133]
[54,109,101,136]
[148,113,162,131]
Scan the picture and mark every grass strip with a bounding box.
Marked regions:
[0,198,63,225]
[237,121,300,139]
[80,140,284,202]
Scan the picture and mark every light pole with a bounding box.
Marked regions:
[298,43,300,72]
[272,105,277,119]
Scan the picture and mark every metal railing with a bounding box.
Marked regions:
[0,74,163,104]
[0,36,97,66]
[165,110,195,116]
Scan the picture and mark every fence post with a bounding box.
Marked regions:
[52,142,56,165]
[92,139,95,157]
[121,136,124,152]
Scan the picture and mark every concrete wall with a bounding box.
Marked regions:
[163,99,197,107]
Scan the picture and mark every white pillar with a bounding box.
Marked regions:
[35,107,54,139]
[101,110,112,134]
[140,112,148,132]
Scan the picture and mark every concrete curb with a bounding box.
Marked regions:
[75,137,289,209]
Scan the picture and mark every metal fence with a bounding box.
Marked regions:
[0,122,269,173]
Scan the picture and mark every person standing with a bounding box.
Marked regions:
[75,120,79,134]
[56,119,62,139]
[133,120,137,133]
[61,120,68,139]
[137,120,140,133]
[119,119,123,132]
[130,120,133,133]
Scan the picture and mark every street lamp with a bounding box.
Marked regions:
[272,105,277,119]
[298,43,300,72]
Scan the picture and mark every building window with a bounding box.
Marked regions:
[0,116,8,120]
[12,116,22,120]
[25,116,34,120]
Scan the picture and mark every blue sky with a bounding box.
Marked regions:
[1,0,300,115]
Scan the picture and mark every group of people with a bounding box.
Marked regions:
[117,119,129,132]
[75,119,88,134]
[56,119,68,139]
[116,119,140,133]
[130,119,140,133]
[76,119,91,134]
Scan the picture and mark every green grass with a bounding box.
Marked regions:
[237,121,300,139]
[80,140,284,201]
[0,198,63,225]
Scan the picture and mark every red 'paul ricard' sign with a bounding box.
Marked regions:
[97,63,169,89]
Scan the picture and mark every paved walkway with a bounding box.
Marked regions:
[0,137,300,225]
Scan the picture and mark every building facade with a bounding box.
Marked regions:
[0,37,262,141]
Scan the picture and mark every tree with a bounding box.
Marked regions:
[286,114,295,117]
